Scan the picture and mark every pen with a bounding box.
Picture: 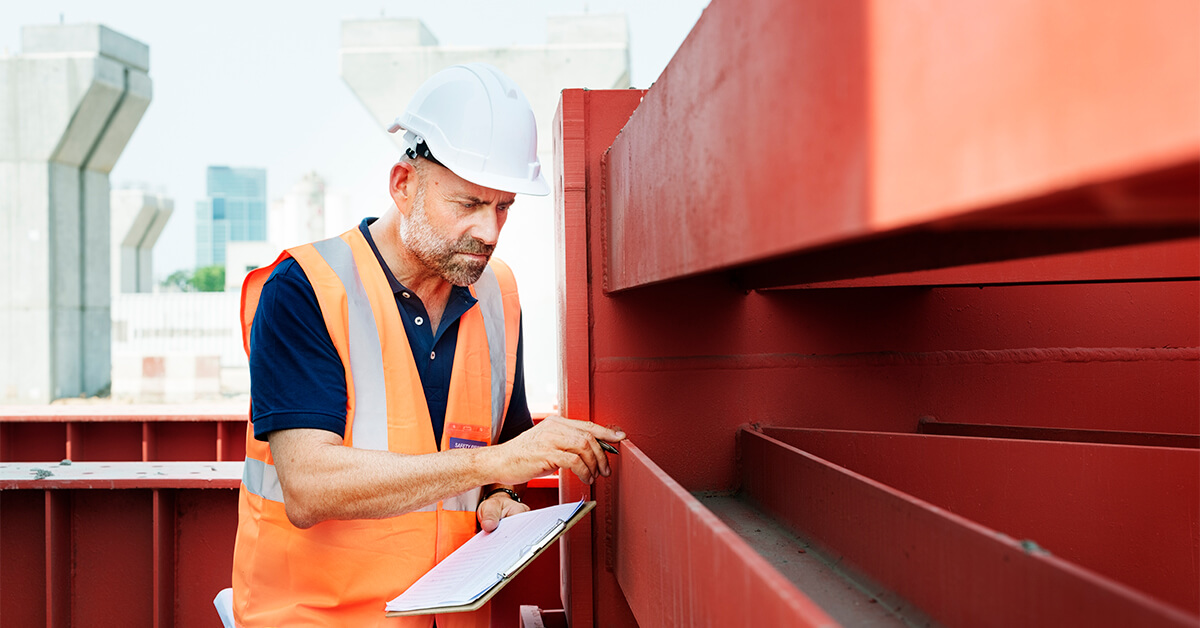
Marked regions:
[598,439,620,455]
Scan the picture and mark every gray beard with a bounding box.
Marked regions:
[399,185,494,287]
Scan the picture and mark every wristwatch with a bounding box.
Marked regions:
[482,487,522,504]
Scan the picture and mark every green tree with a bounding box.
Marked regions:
[192,264,226,292]
[161,269,195,292]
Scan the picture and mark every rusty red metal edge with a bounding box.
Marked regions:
[613,442,837,627]
[769,239,1199,290]
[740,428,1197,627]
[916,418,1200,447]
[761,426,1200,612]
[0,405,248,422]
[1,462,243,490]
[602,0,1199,292]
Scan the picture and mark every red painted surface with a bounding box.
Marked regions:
[740,429,1195,627]
[614,442,836,627]
[0,410,561,627]
[0,486,238,628]
[554,88,648,628]
[762,427,1200,613]
[603,0,1199,291]
[783,238,1199,290]
[554,1,1200,625]
[0,406,248,463]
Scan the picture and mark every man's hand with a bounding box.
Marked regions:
[485,416,625,486]
[477,489,531,533]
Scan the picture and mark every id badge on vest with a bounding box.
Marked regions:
[446,422,489,450]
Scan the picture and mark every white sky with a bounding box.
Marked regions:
[1,0,709,277]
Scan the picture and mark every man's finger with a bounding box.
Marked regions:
[478,499,503,532]
[572,419,626,443]
[502,500,531,518]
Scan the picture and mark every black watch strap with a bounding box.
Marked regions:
[481,487,521,504]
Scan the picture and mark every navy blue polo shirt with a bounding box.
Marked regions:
[248,218,533,447]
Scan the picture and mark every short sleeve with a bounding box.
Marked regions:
[249,258,349,441]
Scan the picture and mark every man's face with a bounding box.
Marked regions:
[400,163,516,286]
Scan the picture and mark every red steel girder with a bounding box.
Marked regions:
[740,428,1196,627]
[613,442,836,627]
[0,409,561,628]
[780,238,1199,290]
[0,405,247,463]
[603,0,1199,291]
[554,88,648,628]
[0,487,238,628]
[761,427,1200,614]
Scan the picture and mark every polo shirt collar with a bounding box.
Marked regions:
[358,217,478,308]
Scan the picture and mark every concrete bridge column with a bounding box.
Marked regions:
[0,24,152,403]
[111,189,173,295]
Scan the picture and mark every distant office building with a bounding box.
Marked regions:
[196,166,267,267]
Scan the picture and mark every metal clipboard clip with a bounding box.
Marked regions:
[499,518,568,580]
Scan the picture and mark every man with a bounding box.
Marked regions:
[231,63,624,627]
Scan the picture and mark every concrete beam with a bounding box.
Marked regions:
[339,14,630,155]
[1,24,152,403]
[111,189,173,294]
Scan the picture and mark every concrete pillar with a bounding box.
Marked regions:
[111,189,173,294]
[338,14,630,412]
[0,24,152,403]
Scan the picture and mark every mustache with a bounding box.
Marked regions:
[455,237,494,257]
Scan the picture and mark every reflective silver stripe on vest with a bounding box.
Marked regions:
[473,265,507,444]
[243,457,285,503]
[312,237,389,451]
[442,487,482,513]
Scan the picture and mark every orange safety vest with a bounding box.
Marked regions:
[231,226,521,627]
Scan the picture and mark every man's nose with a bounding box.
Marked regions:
[471,206,502,246]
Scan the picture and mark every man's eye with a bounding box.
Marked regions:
[462,202,476,209]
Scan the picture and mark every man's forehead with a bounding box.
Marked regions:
[429,164,516,203]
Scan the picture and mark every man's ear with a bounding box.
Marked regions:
[389,161,418,216]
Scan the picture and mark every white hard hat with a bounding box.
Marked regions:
[388,63,549,196]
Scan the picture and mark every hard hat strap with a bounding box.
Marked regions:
[405,141,446,170]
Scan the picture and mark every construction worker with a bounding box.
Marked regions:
[231,63,624,627]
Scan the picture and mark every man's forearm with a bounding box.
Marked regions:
[270,415,625,528]
[270,429,502,528]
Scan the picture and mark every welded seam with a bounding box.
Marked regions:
[595,346,1200,373]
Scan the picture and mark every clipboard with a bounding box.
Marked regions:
[385,500,595,617]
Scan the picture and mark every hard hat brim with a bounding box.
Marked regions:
[457,168,551,197]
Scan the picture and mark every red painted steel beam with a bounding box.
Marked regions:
[762,427,1200,614]
[46,491,70,628]
[2,486,240,628]
[152,489,175,627]
[772,238,1199,290]
[612,442,836,627]
[740,428,1196,627]
[0,405,249,463]
[0,404,248,422]
[0,462,243,489]
[603,0,1200,291]
[917,418,1200,448]
[554,88,648,628]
